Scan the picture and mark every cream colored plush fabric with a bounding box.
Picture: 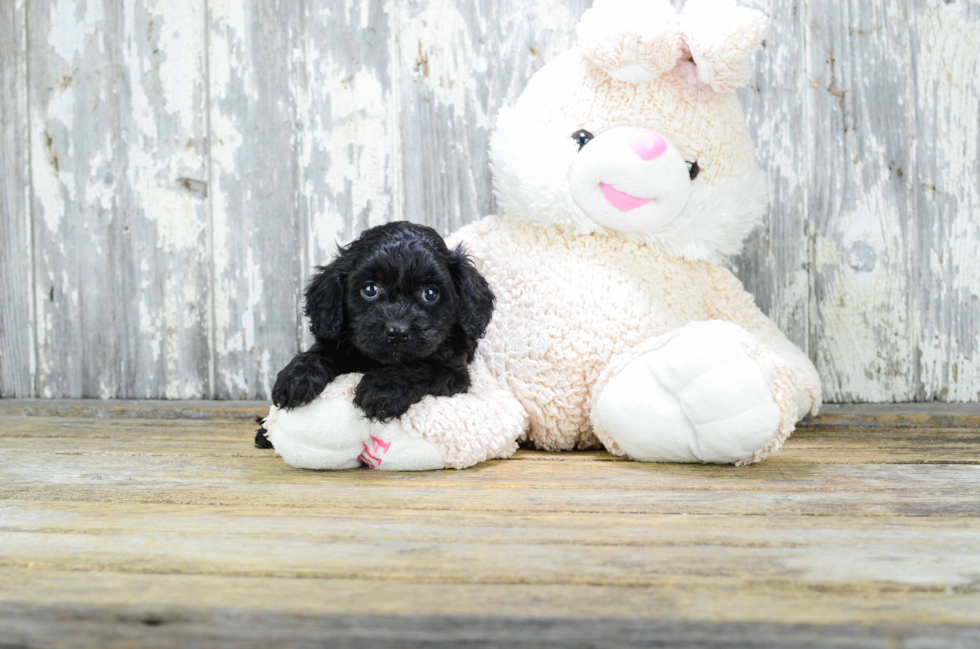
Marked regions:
[266,0,821,470]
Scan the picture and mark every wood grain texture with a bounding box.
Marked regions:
[0,405,978,646]
[4,600,978,649]
[910,0,980,401]
[26,0,211,399]
[0,0,34,397]
[731,0,810,354]
[207,0,305,399]
[807,0,916,402]
[5,0,980,401]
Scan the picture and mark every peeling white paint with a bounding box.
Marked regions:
[152,1,204,117]
[912,1,980,401]
[318,58,391,236]
[208,0,249,374]
[143,182,205,251]
[239,240,263,353]
[48,0,102,64]
[31,119,65,236]
[46,85,75,133]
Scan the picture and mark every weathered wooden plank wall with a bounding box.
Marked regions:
[1,0,978,402]
[0,0,34,398]
[24,0,212,399]
[911,1,980,401]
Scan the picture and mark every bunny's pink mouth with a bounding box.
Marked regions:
[599,182,654,212]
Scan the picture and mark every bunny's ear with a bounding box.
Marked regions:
[577,0,683,84]
[681,0,768,93]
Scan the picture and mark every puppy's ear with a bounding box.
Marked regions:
[449,245,495,339]
[304,251,351,340]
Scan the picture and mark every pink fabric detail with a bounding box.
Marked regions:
[371,436,391,454]
[599,183,653,212]
[359,436,392,469]
[359,445,382,469]
[628,129,667,161]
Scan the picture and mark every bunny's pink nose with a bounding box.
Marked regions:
[628,129,667,161]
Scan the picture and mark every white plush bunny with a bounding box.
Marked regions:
[263,0,821,471]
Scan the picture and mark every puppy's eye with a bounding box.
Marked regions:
[572,129,593,150]
[361,283,379,300]
[687,161,700,181]
[421,287,439,303]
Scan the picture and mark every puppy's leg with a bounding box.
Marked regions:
[271,348,337,409]
[254,415,274,449]
[353,362,470,422]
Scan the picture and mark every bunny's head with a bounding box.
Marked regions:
[490,0,769,261]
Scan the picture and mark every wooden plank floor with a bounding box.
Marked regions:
[1,401,979,648]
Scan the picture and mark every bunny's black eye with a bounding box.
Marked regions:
[361,283,379,299]
[572,129,594,150]
[688,161,700,180]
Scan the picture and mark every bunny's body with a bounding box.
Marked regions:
[263,0,822,471]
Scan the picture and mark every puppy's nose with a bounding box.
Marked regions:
[386,324,409,341]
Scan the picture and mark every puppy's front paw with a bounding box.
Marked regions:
[353,373,417,422]
[254,416,274,449]
[272,359,335,409]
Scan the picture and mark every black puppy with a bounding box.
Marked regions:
[256,222,494,449]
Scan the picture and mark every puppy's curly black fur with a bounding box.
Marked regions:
[255,222,495,449]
